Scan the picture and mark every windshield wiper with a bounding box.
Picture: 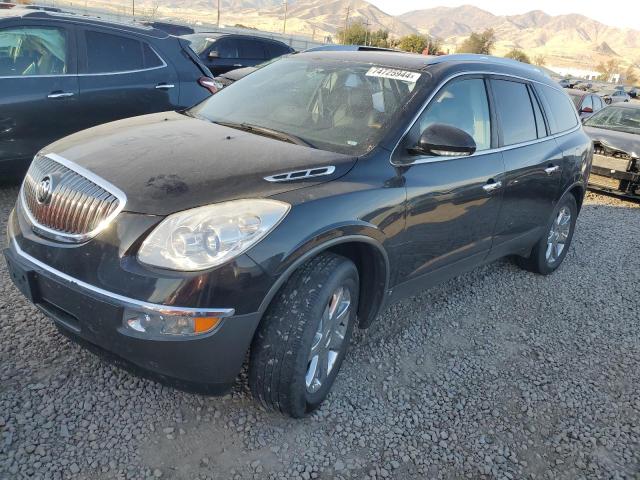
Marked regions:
[213,121,315,148]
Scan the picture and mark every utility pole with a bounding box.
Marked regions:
[217,0,221,28]
[132,0,135,18]
[283,0,288,34]
[343,5,351,44]
[363,17,370,46]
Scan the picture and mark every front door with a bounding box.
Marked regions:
[0,23,79,172]
[393,76,505,284]
[77,28,179,129]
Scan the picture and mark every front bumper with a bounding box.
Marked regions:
[4,237,262,393]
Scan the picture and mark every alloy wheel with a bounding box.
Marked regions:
[546,206,571,264]
[305,286,351,394]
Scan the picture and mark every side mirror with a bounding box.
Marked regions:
[409,123,477,157]
[581,106,593,114]
[208,50,220,59]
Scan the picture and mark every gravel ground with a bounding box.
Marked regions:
[1,186,639,480]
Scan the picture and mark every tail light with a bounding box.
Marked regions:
[198,77,219,95]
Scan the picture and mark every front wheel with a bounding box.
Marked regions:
[249,252,359,418]
[517,194,578,275]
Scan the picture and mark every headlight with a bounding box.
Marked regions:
[138,199,290,271]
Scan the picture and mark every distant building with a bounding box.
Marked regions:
[546,65,621,83]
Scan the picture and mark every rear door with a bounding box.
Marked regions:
[77,28,179,128]
[237,38,267,68]
[0,21,79,170]
[393,76,505,283]
[488,77,563,256]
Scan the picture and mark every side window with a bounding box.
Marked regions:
[213,38,239,59]
[239,39,266,59]
[85,31,144,73]
[491,79,538,145]
[416,78,491,151]
[266,42,291,58]
[528,86,547,138]
[0,26,68,76]
[537,85,579,134]
[582,95,593,110]
[142,43,163,68]
[593,96,603,110]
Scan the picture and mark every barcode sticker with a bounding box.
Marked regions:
[366,67,421,83]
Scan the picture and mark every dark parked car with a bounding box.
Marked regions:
[4,53,592,417]
[0,10,215,177]
[583,103,640,199]
[182,32,294,76]
[566,89,605,120]
[627,87,639,99]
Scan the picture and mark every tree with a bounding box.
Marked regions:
[457,28,496,55]
[396,34,441,54]
[369,29,390,48]
[533,55,546,66]
[595,59,621,81]
[337,21,364,45]
[504,49,531,64]
[623,66,638,85]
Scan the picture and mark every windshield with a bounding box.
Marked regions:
[183,34,218,55]
[584,106,640,135]
[189,57,424,155]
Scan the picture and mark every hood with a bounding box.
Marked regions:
[584,126,639,159]
[42,112,357,216]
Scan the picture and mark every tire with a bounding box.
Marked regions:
[516,194,578,275]
[249,252,359,418]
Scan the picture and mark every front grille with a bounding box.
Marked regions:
[21,154,126,243]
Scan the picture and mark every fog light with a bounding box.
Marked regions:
[123,309,221,337]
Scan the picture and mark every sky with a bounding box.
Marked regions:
[367,0,640,30]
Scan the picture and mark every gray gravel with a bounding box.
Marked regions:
[1,185,639,480]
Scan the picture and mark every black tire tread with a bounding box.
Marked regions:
[249,252,353,417]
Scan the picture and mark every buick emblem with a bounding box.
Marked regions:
[36,175,53,205]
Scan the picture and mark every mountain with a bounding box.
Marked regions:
[398,6,640,68]
[89,1,640,69]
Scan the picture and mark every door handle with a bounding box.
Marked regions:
[47,92,74,99]
[155,83,175,90]
[544,165,560,175]
[233,63,243,67]
[482,180,502,193]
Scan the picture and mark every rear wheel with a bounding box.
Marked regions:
[517,194,578,275]
[249,252,359,418]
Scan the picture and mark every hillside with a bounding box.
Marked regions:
[69,1,640,69]
[398,6,640,68]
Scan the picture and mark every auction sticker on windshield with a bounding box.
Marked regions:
[366,67,421,83]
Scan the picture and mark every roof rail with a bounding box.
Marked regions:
[424,53,550,77]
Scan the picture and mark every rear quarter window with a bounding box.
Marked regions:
[537,85,579,134]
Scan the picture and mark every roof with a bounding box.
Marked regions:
[294,51,558,87]
[0,9,168,39]
[182,31,287,44]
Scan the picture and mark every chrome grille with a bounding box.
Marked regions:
[21,154,126,243]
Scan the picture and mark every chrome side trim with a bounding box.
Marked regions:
[10,238,235,318]
[20,153,127,243]
[391,70,581,167]
[264,166,336,182]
